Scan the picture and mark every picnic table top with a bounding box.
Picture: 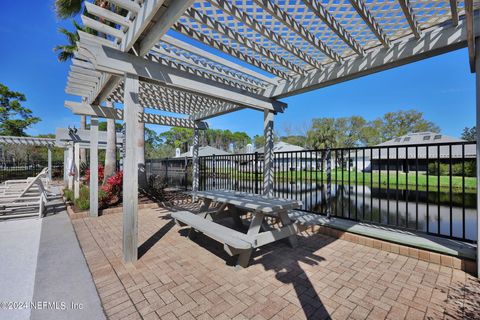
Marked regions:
[193,189,302,213]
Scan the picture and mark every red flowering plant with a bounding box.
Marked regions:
[99,171,123,208]
[84,165,105,184]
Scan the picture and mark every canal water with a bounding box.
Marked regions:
[153,171,477,241]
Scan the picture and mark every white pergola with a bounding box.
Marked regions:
[63,0,480,270]
[0,136,58,181]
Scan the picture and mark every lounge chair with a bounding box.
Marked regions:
[0,170,52,219]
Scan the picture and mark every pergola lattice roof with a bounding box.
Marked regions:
[0,136,57,147]
[65,0,479,126]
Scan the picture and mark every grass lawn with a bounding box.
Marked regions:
[212,169,477,192]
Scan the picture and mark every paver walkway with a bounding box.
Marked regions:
[71,204,480,320]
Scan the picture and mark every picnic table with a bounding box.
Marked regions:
[172,189,303,268]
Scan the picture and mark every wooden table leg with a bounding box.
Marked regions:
[247,212,264,236]
[278,210,298,248]
[198,198,212,220]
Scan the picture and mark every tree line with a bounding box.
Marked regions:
[2,81,476,163]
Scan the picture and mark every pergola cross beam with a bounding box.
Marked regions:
[65,101,209,129]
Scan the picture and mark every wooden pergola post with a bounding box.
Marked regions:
[137,104,146,189]
[63,148,69,187]
[74,142,80,199]
[475,36,480,277]
[123,73,140,263]
[90,117,99,217]
[263,110,274,197]
[192,123,200,200]
[68,145,74,190]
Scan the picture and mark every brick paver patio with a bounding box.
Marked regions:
[71,204,480,320]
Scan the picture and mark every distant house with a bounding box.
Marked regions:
[250,141,318,172]
[254,141,305,153]
[351,132,475,172]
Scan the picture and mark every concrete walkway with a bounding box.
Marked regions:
[0,218,42,320]
[0,199,106,320]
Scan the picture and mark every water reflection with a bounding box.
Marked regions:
[199,177,477,241]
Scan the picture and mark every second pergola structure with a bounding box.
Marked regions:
[64,0,479,271]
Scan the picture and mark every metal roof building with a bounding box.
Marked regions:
[176,145,231,157]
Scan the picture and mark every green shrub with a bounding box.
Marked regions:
[74,185,90,211]
[64,188,74,202]
[75,197,90,210]
[428,160,476,177]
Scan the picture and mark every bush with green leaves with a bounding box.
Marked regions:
[428,160,476,177]
[73,185,90,211]
[63,188,74,202]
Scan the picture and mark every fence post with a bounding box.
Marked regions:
[184,156,188,191]
[213,154,216,189]
[326,148,332,219]
[165,159,169,187]
[254,152,259,194]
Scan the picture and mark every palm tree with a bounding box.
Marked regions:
[54,0,84,19]
[54,0,122,183]
[53,21,83,62]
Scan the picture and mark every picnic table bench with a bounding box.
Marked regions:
[173,190,304,268]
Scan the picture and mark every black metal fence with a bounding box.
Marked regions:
[147,141,477,242]
[0,161,64,183]
[145,158,192,190]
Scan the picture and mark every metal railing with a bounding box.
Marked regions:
[145,158,192,190]
[147,141,477,242]
[0,161,64,182]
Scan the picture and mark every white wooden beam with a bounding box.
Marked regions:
[122,73,139,263]
[141,113,209,129]
[161,34,277,85]
[74,142,80,199]
[398,0,422,39]
[63,149,69,188]
[192,124,200,200]
[84,2,131,28]
[89,117,99,217]
[185,7,307,75]
[348,0,391,48]
[68,145,74,190]
[190,103,242,120]
[71,66,102,78]
[474,36,480,278]
[208,0,324,69]
[65,101,123,120]
[65,100,209,128]
[267,19,474,98]
[148,54,259,93]
[77,30,118,49]
[92,0,189,107]
[81,15,125,41]
[251,0,342,62]
[263,110,274,196]
[138,0,193,56]
[173,23,290,79]
[301,0,364,55]
[152,46,264,90]
[66,88,90,97]
[78,41,287,112]
[69,72,99,83]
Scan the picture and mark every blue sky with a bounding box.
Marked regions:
[0,1,475,139]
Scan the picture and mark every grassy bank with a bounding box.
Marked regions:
[209,169,477,192]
